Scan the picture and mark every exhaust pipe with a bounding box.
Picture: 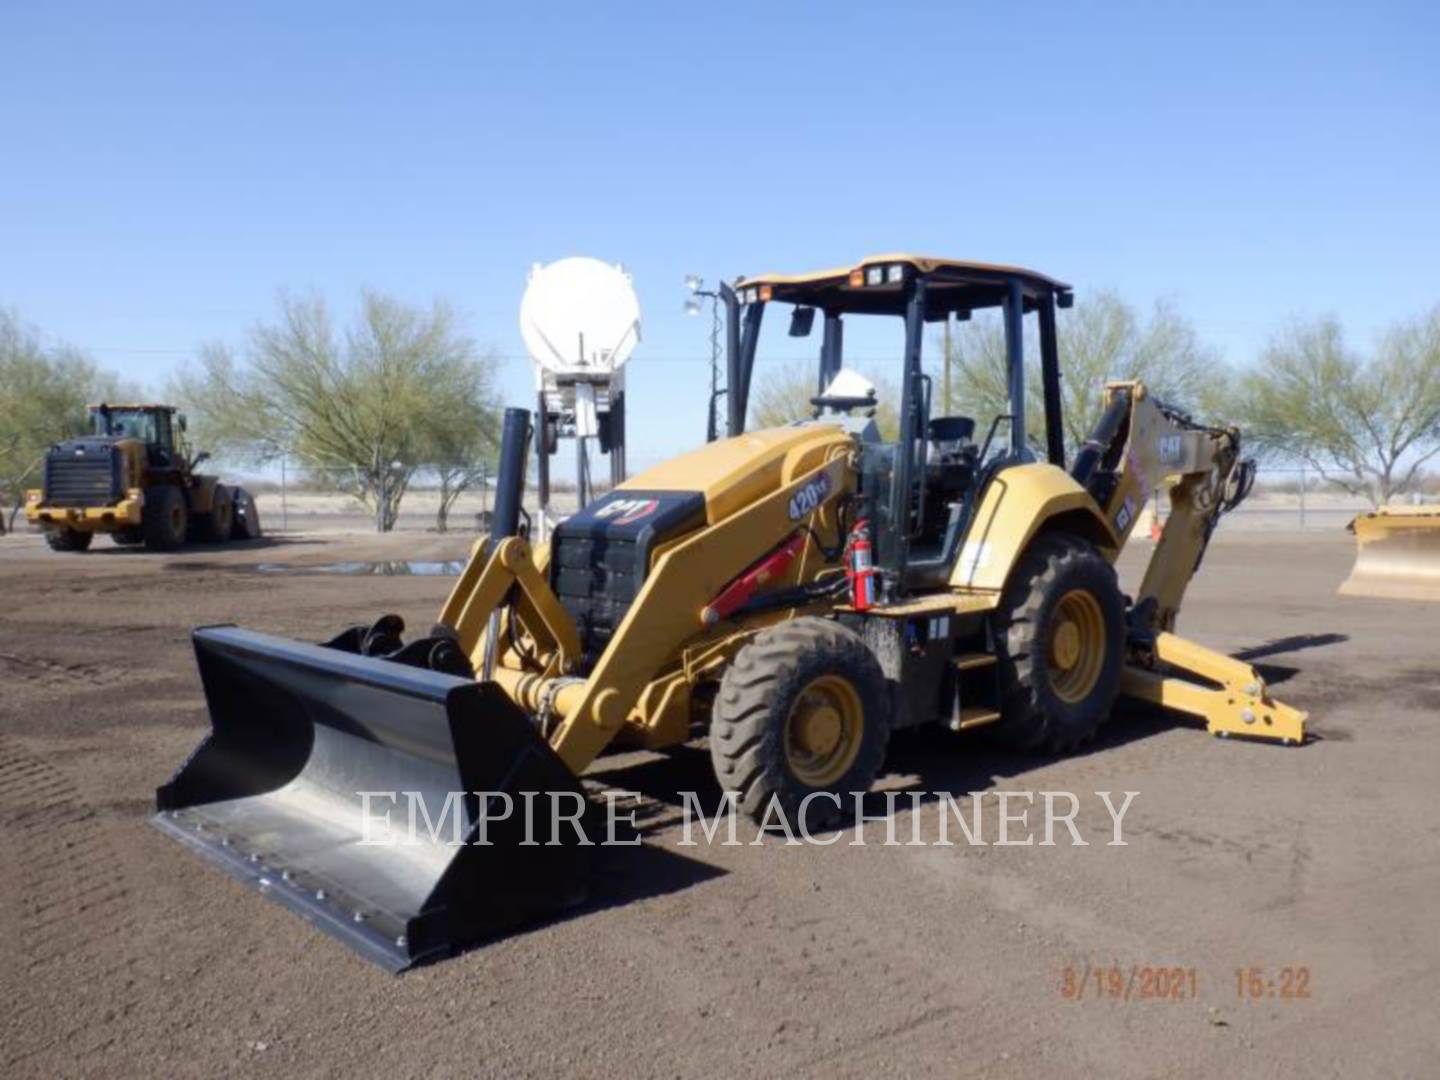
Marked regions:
[488,406,531,551]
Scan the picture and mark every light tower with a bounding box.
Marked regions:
[519,257,640,515]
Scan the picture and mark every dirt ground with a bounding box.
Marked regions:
[2,525,1437,1078]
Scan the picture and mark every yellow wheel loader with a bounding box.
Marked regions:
[26,403,262,551]
[153,256,1305,969]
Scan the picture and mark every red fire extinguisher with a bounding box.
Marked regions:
[847,518,877,611]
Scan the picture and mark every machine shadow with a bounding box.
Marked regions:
[1235,632,1349,662]
[1234,632,1348,690]
[586,658,1331,837]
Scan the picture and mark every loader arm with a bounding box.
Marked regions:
[1082,382,1306,744]
[438,536,582,675]
[433,451,855,774]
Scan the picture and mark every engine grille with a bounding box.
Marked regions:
[548,490,706,666]
[552,536,640,660]
[43,442,122,508]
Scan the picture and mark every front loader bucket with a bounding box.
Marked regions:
[152,626,593,971]
[1339,508,1440,601]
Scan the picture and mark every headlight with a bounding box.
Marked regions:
[865,266,885,286]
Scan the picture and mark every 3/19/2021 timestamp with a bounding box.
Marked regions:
[1061,964,1314,1003]
[1061,965,1201,1001]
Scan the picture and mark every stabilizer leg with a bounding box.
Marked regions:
[1120,631,1306,745]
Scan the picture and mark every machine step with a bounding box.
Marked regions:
[953,652,997,672]
[950,706,1001,731]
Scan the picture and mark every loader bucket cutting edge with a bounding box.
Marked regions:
[152,626,593,971]
[1339,510,1440,601]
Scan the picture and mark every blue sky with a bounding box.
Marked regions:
[3,1,1437,473]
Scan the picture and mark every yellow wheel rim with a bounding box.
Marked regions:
[1048,589,1107,704]
[784,674,864,787]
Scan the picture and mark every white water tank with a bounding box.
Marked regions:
[519,257,640,378]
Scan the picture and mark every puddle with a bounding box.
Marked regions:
[253,560,466,576]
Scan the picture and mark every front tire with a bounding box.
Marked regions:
[989,534,1125,753]
[143,485,188,551]
[710,617,890,832]
[46,528,92,552]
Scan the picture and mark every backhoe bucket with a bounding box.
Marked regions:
[152,626,593,971]
[1339,508,1440,601]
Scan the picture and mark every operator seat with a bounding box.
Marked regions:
[926,415,978,498]
[905,415,981,581]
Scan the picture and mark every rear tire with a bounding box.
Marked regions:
[46,528,92,552]
[710,617,889,832]
[197,485,234,542]
[988,534,1125,753]
[143,485,188,551]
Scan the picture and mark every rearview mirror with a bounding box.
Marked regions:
[788,307,816,338]
[178,414,188,432]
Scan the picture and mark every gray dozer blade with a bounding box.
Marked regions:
[153,626,593,971]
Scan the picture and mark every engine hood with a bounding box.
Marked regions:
[618,423,853,525]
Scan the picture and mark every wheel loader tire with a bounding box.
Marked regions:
[143,485,188,551]
[197,484,234,542]
[112,528,144,546]
[710,617,889,833]
[230,488,262,539]
[46,527,92,552]
[989,534,1125,753]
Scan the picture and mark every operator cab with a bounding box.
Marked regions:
[90,404,186,468]
[718,255,1073,593]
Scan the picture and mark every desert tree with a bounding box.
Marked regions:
[174,290,500,531]
[1230,307,1440,505]
[935,290,1220,456]
[418,352,501,532]
[750,360,900,439]
[0,309,126,531]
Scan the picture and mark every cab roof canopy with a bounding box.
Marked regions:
[88,403,177,412]
[735,253,1072,319]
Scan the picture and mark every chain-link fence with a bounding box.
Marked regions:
[1181,466,1381,532]
[237,460,595,535]
[232,456,1414,537]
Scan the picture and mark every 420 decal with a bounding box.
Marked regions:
[787,472,833,520]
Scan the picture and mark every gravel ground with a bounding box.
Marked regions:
[1,525,1437,1077]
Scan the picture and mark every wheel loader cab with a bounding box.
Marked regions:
[724,255,1076,596]
[92,404,182,467]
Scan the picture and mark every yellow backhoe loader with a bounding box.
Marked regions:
[153,255,1305,969]
[1339,505,1440,600]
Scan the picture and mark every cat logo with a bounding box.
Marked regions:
[1158,434,1183,464]
[593,497,660,526]
[1115,495,1136,534]
[787,472,832,520]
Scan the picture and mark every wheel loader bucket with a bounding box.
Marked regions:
[152,626,593,971]
[1339,508,1440,601]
